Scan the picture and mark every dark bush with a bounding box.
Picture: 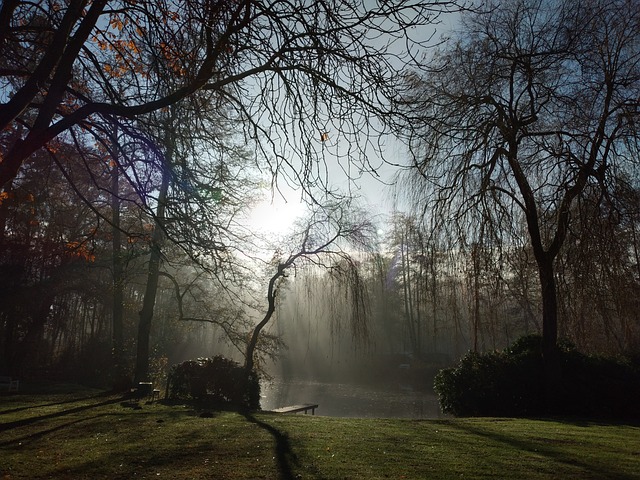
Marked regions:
[168,356,260,410]
[434,335,640,419]
[433,349,544,417]
[505,333,576,356]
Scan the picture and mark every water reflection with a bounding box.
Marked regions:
[261,379,445,419]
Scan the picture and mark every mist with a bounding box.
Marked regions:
[253,266,450,418]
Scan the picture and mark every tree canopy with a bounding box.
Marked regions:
[0,0,461,195]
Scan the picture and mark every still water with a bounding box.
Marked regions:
[260,379,444,419]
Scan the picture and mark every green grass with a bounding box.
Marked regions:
[1,387,639,479]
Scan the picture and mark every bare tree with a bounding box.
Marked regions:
[108,122,127,387]
[244,200,375,373]
[402,0,640,358]
[556,187,640,353]
[129,96,260,382]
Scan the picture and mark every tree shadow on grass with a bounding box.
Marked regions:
[0,412,120,447]
[448,420,638,480]
[0,391,111,416]
[243,412,300,480]
[0,395,124,433]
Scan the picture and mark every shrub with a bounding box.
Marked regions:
[168,356,260,410]
[433,349,544,417]
[434,335,640,419]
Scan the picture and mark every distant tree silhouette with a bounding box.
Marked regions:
[245,201,375,373]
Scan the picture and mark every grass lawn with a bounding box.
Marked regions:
[1,385,639,479]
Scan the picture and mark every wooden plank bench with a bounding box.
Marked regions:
[273,404,318,415]
[0,376,19,392]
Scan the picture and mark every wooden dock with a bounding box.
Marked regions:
[272,404,319,415]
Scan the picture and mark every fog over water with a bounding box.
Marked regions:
[260,379,444,418]
[168,252,454,420]
[244,265,454,419]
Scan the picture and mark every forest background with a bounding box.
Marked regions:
[1,0,639,395]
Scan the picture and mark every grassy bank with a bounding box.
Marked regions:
[1,387,639,479]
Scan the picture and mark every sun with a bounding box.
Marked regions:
[247,194,306,236]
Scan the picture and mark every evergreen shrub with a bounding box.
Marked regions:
[168,356,260,410]
[434,335,640,419]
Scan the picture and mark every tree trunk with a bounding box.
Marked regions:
[134,240,163,383]
[510,145,560,358]
[401,235,417,354]
[430,249,438,353]
[535,253,562,412]
[244,265,283,373]
[110,132,127,389]
[133,146,171,384]
[471,243,482,352]
[538,256,559,356]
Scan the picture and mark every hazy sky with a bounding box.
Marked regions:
[246,8,461,236]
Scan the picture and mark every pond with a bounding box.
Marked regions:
[260,379,445,419]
